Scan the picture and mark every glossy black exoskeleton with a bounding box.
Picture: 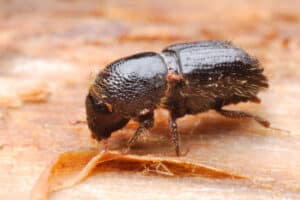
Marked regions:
[86,41,269,156]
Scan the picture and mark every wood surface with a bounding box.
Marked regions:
[0,0,300,199]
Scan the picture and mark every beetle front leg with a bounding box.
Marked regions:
[125,112,154,153]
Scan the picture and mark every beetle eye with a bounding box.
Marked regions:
[95,101,109,112]
[88,94,110,113]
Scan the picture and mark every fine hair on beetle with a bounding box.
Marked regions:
[85,40,269,156]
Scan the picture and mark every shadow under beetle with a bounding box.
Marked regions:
[86,40,270,156]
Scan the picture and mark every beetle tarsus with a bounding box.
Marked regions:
[127,127,146,149]
[126,113,154,151]
[217,108,270,128]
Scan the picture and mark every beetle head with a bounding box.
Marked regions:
[85,93,129,140]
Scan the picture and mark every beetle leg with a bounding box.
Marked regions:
[169,117,181,156]
[217,108,270,128]
[125,112,154,152]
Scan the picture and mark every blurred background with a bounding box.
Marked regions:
[0,0,300,199]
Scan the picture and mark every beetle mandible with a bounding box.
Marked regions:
[85,40,270,156]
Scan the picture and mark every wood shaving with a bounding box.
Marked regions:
[31,150,247,200]
[17,81,51,103]
[0,80,50,108]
